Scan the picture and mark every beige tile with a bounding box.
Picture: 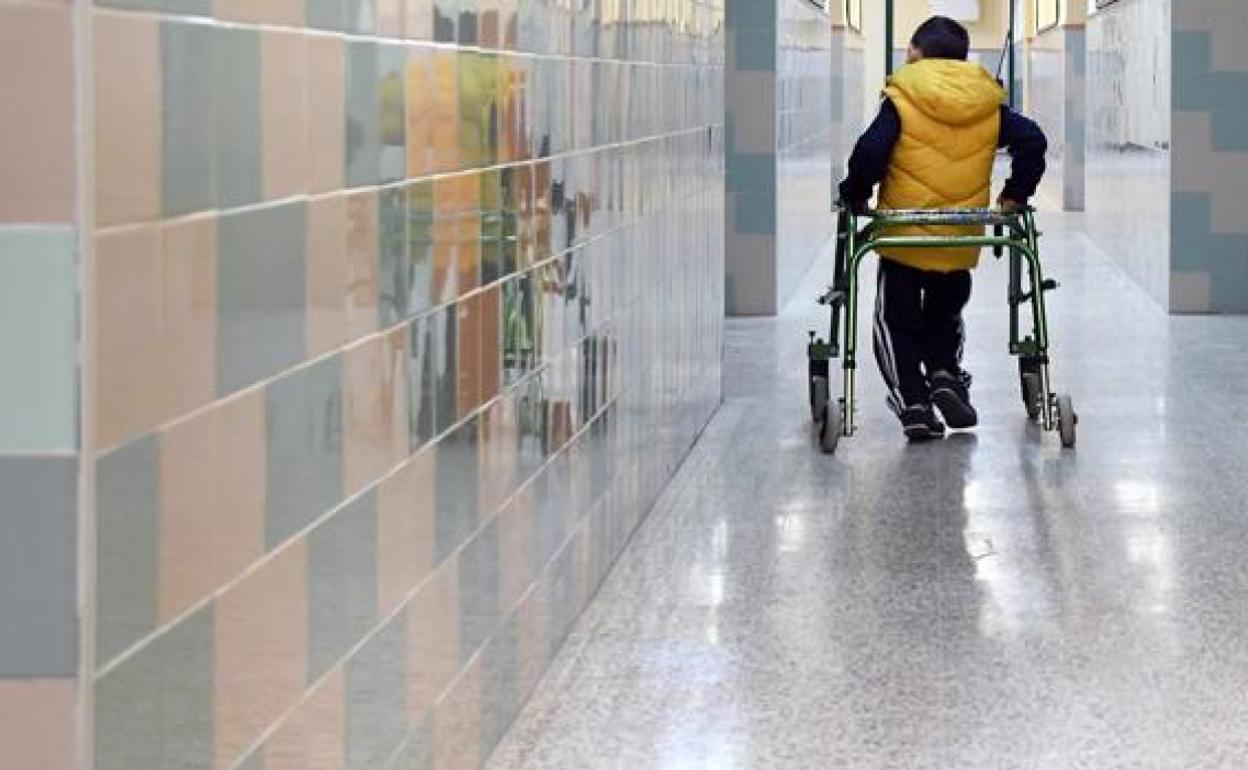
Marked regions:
[306,193,350,357]
[0,679,76,770]
[405,51,433,178]
[94,9,161,227]
[308,36,345,193]
[212,390,268,585]
[343,325,410,496]
[432,655,482,770]
[215,540,309,770]
[94,224,163,448]
[217,0,305,26]
[262,30,310,201]
[513,566,551,707]
[345,189,380,341]
[377,447,437,617]
[378,0,403,37]
[266,667,345,770]
[404,0,433,39]
[160,213,217,420]
[407,559,461,721]
[0,4,75,223]
[431,51,460,173]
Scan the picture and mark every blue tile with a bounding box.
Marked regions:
[727,151,777,195]
[95,605,215,770]
[735,191,777,235]
[266,355,344,549]
[1211,109,1248,153]
[734,27,777,72]
[307,490,378,682]
[727,0,775,30]
[0,457,78,676]
[391,714,433,770]
[217,201,308,395]
[1170,192,1248,312]
[213,27,263,209]
[433,305,458,435]
[306,0,346,31]
[0,227,77,452]
[481,615,520,754]
[345,612,408,770]
[96,436,159,666]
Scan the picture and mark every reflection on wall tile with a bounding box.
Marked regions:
[88,1,725,767]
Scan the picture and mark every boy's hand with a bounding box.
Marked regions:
[997,197,1022,214]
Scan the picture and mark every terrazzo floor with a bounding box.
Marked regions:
[485,211,1248,769]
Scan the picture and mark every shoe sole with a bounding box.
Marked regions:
[932,388,978,430]
[904,425,945,442]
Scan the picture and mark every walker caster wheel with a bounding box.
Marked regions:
[1019,359,1042,421]
[820,401,843,455]
[1056,394,1077,448]
[809,375,829,424]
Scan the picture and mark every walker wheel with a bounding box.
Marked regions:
[1019,360,1042,421]
[810,376,829,424]
[1057,394,1077,448]
[820,401,843,455]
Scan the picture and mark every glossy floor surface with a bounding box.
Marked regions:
[485,211,1248,769]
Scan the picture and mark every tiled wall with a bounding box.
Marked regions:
[1028,27,1086,210]
[775,0,834,307]
[88,3,724,770]
[1086,0,1171,307]
[1172,0,1248,312]
[0,2,82,768]
[724,0,833,315]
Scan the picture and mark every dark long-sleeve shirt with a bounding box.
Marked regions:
[838,99,1048,209]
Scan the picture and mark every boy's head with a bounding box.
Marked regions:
[908,16,970,63]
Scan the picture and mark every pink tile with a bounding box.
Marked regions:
[306,193,350,357]
[0,679,76,770]
[266,668,345,770]
[345,190,380,341]
[158,389,266,623]
[432,655,483,770]
[407,559,461,722]
[159,214,218,423]
[343,325,410,496]
[215,541,309,770]
[377,447,437,618]
[94,9,161,227]
[262,30,310,201]
[0,4,75,223]
[308,36,345,194]
[496,485,534,614]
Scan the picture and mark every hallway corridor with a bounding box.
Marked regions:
[486,212,1248,769]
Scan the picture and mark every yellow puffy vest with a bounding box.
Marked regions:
[877,59,1005,272]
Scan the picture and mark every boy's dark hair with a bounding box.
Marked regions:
[911,16,971,61]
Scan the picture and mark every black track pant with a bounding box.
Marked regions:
[873,258,972,414]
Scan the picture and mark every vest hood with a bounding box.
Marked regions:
[884,59,1005,128]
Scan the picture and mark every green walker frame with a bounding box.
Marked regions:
[806,207,1077,454]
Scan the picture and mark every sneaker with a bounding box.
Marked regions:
[900,405,946,442]
[930,370,978,429]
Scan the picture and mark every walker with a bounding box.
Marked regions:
[807,207,1077,454]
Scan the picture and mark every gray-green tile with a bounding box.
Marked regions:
[307,490,377,682]
[217,200,307,395]
[96,436,159,667]
[379,187,409,327]
[345,612,408,770]
[0,457,78,676]
[265,354,343,549]
[345,41,380,188]
[162,20,215,217]
[95,605,214,770]
[213,26,262,209]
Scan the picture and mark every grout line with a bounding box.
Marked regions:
[90,125,724,237]
[87,176,723,459]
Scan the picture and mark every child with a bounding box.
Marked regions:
[839,16,1047,441]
